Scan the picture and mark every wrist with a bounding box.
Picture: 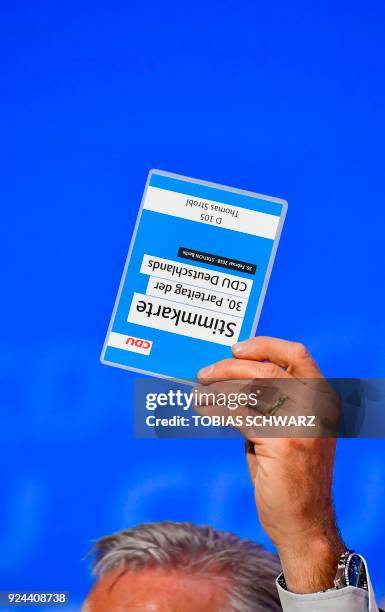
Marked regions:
[276,529,345,594]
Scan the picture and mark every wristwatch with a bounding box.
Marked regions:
[334,550,368,590]
[277,549,369,594]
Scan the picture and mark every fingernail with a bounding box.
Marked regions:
[198,365,214,379]
[232,339,252,355]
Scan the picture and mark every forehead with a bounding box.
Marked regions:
[84,568,229,612]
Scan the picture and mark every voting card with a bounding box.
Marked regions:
[101,170,287,380]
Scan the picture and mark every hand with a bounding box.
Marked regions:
[198,336,345,594]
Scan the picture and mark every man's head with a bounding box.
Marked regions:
[84,521,282,611]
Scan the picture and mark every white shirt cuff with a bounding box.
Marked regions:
[276,558,379,612]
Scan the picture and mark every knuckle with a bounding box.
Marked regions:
[219,358,237,378]
[292,342,309,360]
[264,363,283,378]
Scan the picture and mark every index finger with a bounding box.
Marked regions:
[198,357,289,384]
[232,336,323,378]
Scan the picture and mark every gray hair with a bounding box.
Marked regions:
[90,521,282,611]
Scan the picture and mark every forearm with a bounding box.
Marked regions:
[276,529,345,594]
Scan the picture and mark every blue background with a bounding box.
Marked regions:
[1,0,385,608]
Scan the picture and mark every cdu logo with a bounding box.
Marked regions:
[125,335,152,355]
[107,331,153,356]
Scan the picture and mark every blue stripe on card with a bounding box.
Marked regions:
[149,173,284,217]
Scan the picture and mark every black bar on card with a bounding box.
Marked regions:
[178,247,257,275]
